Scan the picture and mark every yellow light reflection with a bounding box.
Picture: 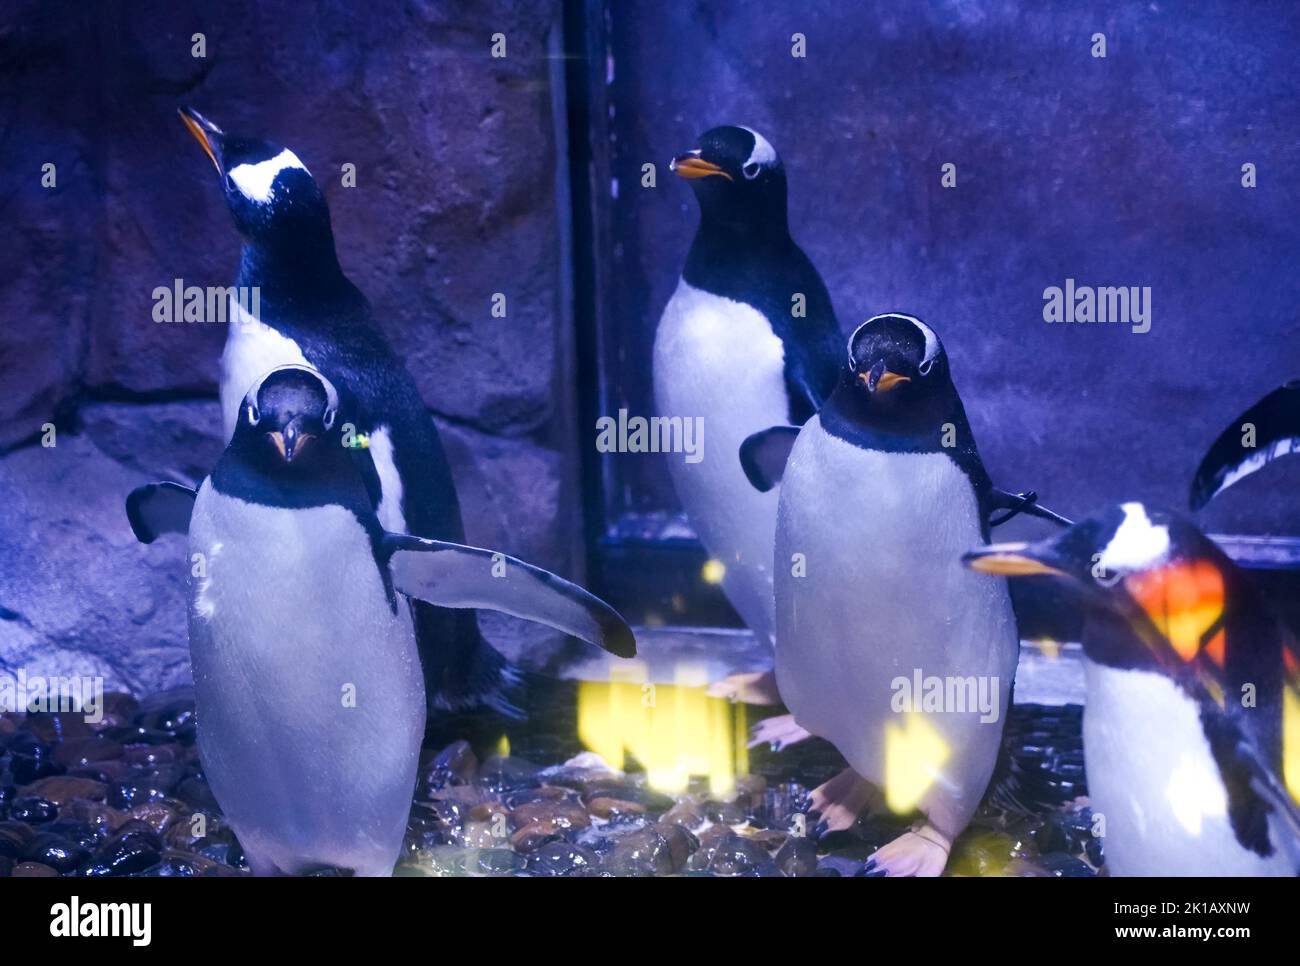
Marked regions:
[577,662,748,797]
[1284,686,1300,803]
[701,559,726,585]
[883,712,949,813]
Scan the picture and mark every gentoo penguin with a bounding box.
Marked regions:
[178,107,506,713]
[965,503,1300,875]
[653,125,841,709]
[1191,379,1300,510]
[743,313,1040,875]
[128,366,634,876]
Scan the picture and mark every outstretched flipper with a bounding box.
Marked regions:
[1190,380,1300,510]
[739,426,800,492]
[125,482,197,543]
[382,533,636,658]
[987,488,1073,528]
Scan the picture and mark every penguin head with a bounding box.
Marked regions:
[670,125,787,230]
[234,365,343,470]
[845,313,950,412]
[180,107,330,246]
[963,503,1239,670]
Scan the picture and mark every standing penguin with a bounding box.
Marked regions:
[177,108,507,713]
[654,125,841,709]
[128,366,634,876]
[965,503,1300,875]
[743,313,1053,874]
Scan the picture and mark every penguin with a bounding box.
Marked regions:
[178,107,508,714]
[653,125,841,711]
[1190,379,1300,510]
[964,503,1300,875]
[741,313,1062,875]
[127,366,634,876]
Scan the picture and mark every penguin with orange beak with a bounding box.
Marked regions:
[965,503,1300,875]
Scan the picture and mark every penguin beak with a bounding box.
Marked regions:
[179,106,224,175]
[962,542,1068,578]
[670,153,733,182]
[268,425,316,463]
[860,360,911,394]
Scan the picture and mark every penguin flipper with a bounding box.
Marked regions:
[739,426,800,492]
[382,534,636,658]
[125,482,197,543]
[1199,708,1300,857]
[986,488,1073,528]
[1190,380,1300,510]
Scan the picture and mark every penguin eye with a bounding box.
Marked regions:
[918,359,934,376]
[246,403,260,426]
[225,174,237,193]
[742,162,761,180]
[322,407,336,431]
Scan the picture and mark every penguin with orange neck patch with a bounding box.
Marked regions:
[966,503,1300,875]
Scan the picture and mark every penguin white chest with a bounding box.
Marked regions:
[186,484,425,876]
[652,279,788,645]
[774,420,1017,835]
[1082,658,1298,875]
[219,299,309,440]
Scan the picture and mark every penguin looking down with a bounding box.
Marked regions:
[741,313,1030,875]
[178,107,509,714]
[127,365,635,876]
[965,504,1300,875]
[653,125,841,711]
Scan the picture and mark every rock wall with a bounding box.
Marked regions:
[0,0,582,693]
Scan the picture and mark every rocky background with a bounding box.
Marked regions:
[0,0,582,693]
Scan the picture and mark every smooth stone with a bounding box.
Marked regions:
[9,797,57,824]
[20,775,107,806]
[418,740,478,795]
[82,820,163,877]
[23,711,93,743]
[1039,851,1095,877]
[702,800,745,825]
[43,820,100,850]
[775,835,818,877]
[12,861,59,876]
[477,756,541,792]
[22,832,89,873]
[580,780,674,812]
[128,800,185,834]
[123,744,180,766]
[107,778,172,810]
[511,799,590,831]
[525,840,601,876]
[586,797,646,819]
[54,736,124,767]
[653,821,698,872]
[93,693,140,730]
[156,848,239,877]
[601,827,673,876]
[510,819,571,853]
[475,848,525,876]
[659,800,704,830]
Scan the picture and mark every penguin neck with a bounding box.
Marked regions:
[684,212,792,282]
[819,375,965,453]
[213,443,371,516]
[237,228,351,302]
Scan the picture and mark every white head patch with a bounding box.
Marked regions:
[739,126,777,169]
[1099,502,1171,574]
[848,313,942,371]
[227,148,308,204]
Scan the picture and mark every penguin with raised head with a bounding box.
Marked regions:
[1191,380,1300,510]
[177,107,508,713]
[654,125,841,711]
[741,313,1065,874]
[965,503,1300,875]
[128,366,635,876]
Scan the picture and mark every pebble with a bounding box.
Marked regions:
[586,797,645,819]
[12,861,60,877]
[525,840,600,876]
[82,821,164,877]
[20,775,107,806]
[775,835,818,876]
[53,736,124,767]
[21,832,89,873]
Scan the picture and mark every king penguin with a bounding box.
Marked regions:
[127,366,635,876]
[178,107,508,714]
[653,125,841,710]
[966,503,1300,875]
[741,313,1061,875]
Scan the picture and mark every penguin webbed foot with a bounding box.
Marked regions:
[863,824,951,877]
[747,712,813,751]
[806,766,877,838]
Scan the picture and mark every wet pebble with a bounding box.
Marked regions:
[775,835,818,876]
[12,861,60,877]
[53,736,123,768]
[20,775,107,806]
[586,797,645,819]
[525,840,600,876]
[82,821,163,877]
[21,832,89,873]
[9,797,58,824]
